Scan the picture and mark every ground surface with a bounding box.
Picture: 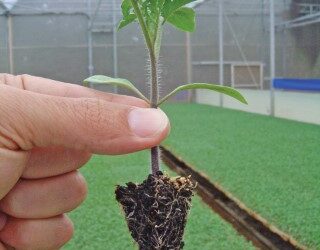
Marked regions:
[64,152,254,250]
[163,103,320,249]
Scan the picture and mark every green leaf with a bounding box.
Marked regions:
[118,0,137,30]
[162,0,197,19]
[84,75,149,103]
[121,0,133,16]
[167,7,196,32]
[158,83,248,105]
[118,14,137,30]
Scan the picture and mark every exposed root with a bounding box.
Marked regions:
[115,171,196,250]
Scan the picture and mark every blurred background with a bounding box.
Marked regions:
[0,0,319,124]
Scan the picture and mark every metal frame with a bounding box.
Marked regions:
[0,1,7,12]
[296,2,320,15]
[0,0,316,117]
[277,11,320,29]
[218,0,224,106]
[86,0,119,92]
[0,2,14,75]
[192,61,264,90]
[271,3,320,116]
[0,0,118,82]
[231,62,264,89]
[270,0,275,116]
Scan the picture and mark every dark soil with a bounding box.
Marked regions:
[115,171,195,250]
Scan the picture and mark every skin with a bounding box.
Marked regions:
[0,74,170,250]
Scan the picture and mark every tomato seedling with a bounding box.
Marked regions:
[84,1,247,249]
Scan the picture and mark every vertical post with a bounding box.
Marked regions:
[270,0,275,116]
[282,29,287,76]
[218,0,224,107]
[87,0,94,86]
[7,12,14,74]
[112,0,118,94]
[186,32,193,102]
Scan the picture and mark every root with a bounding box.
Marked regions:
[115,171,196,250]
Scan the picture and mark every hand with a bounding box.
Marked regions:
[0,74,170,250]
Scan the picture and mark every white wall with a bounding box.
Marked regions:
[196,89,320,125]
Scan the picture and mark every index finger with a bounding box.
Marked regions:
[0,74,148,108]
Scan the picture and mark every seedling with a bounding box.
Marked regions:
[84,0,247,249]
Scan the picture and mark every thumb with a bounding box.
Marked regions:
[0,85,170,154]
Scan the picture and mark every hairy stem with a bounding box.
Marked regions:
[150,54,159,108]
[151,146,160,174]
[131,0,161,174]
[150,51,160,174]
[149,15,163,175]
[130,0,154,56]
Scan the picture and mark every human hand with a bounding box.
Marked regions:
[0,74,170,250]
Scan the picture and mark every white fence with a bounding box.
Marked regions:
[196,89,320,125]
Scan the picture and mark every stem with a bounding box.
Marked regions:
[130,0,154,56]
[151,146,160,174]
[130,0,161,175]
[150,53,159,108]
[150,49,160,174]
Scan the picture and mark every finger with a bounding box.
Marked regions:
[0,212,7,232]
[0,215,73,250]
[0,213,8,250]
[0,73,148,108]
[22,147,91,179]
[0,149,29,200]
[0,85,170,154]
[0,243,6,250]
[0,171,87,219]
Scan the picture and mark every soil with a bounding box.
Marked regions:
[115,171,196,250]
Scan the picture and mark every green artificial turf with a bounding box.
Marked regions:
[64,152,254,250]
[163,103,320,249]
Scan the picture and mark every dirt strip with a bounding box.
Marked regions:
[160,146,308,250]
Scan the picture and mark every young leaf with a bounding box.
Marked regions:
[118,0,137,30]
[121,0,133,16]
[167,7,196,32]
[158,83,248,105]
[118,13,137,30]
[162,0,197,19]
[84,75,149,103]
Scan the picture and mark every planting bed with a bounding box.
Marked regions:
[163,103,320,249]
[161,146,303,250]
[65,151,254,250]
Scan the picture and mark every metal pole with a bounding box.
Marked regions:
[270,0,275,116]
[7,12,14,74]
[87,0,94,86]
[186,32,194,102]
[218,0,224,107]
[112,0,118,93]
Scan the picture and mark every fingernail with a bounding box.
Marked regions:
[128,108,169,138]
[0,212,7,231]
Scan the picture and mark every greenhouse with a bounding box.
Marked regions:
[0,0,319,249]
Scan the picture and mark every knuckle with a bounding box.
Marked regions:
[55,215,74,247]
[0,86,36,150]
[19,74,30,90]
[0,219,28,250]
[0,74,10,85]
[74,98,126,138]
[77,151,92,167]
[71,172,88,205]
[77,98,106,131]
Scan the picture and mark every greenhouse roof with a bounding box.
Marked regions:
[0,0,289,20]
[1,0,17,10]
